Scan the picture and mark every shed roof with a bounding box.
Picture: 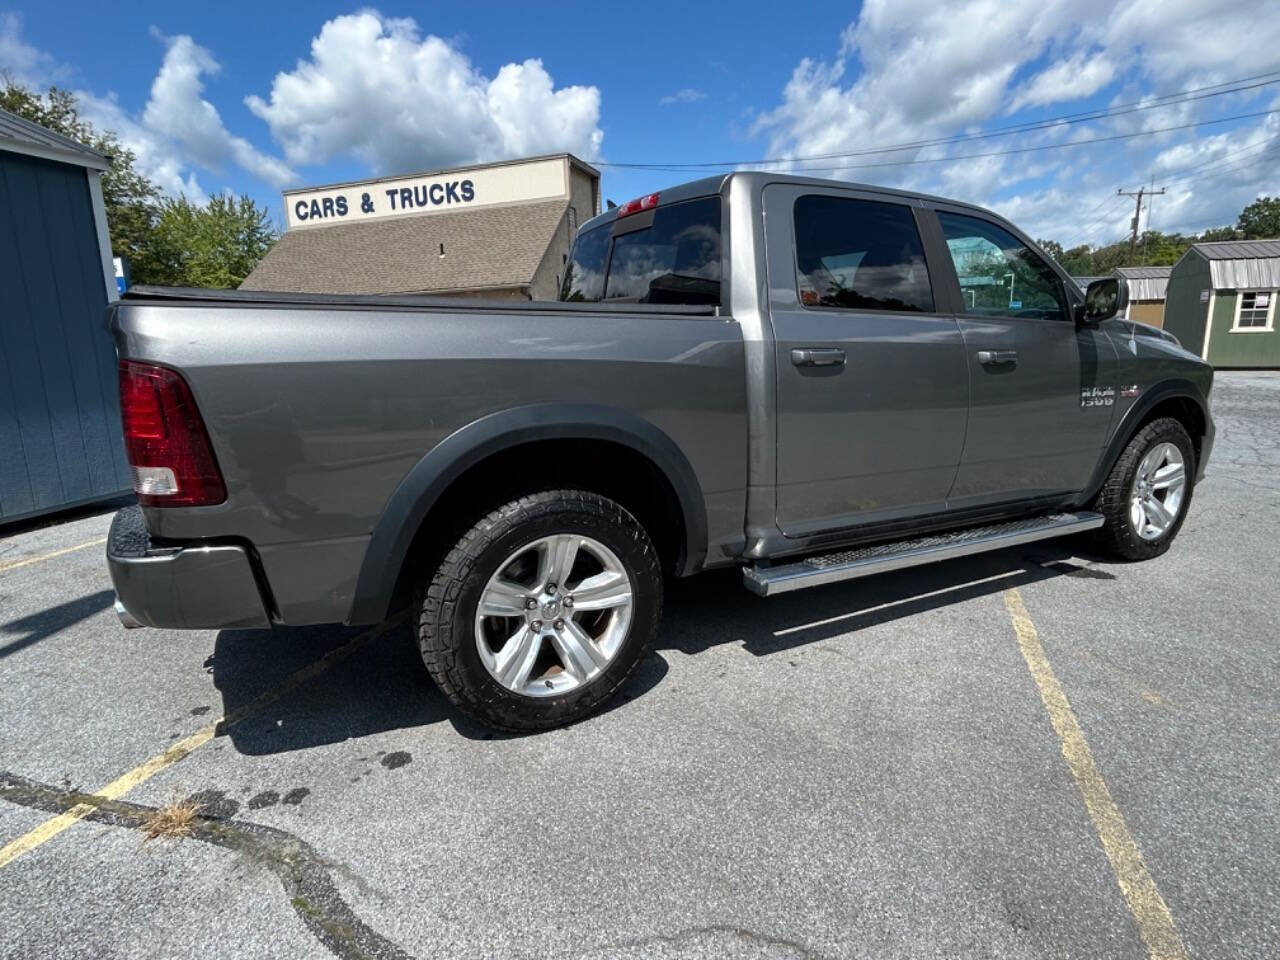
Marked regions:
[1186,238,1280,289]
[241,198,568,295]
[1115,265,1171,301]
[0,107,110,170]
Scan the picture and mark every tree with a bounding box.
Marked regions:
[1237,196,1280,240]
[1,79,278,287]
[147,194,277,288]
[1,80,162,280]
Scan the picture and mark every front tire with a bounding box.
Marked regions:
[1094,417,1195,561]
[417,490,662,732]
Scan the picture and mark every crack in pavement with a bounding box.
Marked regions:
[0,772,415,960]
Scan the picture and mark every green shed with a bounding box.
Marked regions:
[1163,239,1280,368]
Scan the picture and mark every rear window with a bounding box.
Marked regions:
[559,196,722,306]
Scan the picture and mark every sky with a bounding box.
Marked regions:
[2,0,1278,249]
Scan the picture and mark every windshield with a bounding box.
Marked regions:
[559,196,722,306]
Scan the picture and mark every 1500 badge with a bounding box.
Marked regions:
[1080,386,1115,408]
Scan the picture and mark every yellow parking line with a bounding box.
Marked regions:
[0,537,108,574]
[0,725,215,869]
[1004,588,1189,960]
[0,617,400,870]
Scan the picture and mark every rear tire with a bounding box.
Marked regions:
[417,490,662,732]
[1094,417,1195,561]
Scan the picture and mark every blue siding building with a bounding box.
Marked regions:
[0,107,129,524]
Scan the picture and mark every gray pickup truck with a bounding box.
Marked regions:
[107,172,1214,731]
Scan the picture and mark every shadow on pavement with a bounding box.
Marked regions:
[0,589,115,659]
[209,537,1109,755]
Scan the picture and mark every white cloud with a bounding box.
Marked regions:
[1010,53,1115,111]
[75,90,209,202]
[245,11,603,174]
[661,88,707,106]
[0,11,66,86]
[143,33,296,188]
[752,0,1280,241]
[0,17,293,200]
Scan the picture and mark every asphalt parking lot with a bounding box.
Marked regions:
[1,370,1277,960]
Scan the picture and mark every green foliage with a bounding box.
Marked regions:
[1042,194,1280,276]
[1,80,163,279]
[1237,196,1280,240]
[1,78,276,287]
[147,194,277,288]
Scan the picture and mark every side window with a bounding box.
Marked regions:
[604,197,721,305]
[793,195,934,313]
[937,212,1067,321]
[559,223,609,301]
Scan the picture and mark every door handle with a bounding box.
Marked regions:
[977,349,1018,366]
[791,347,847,367]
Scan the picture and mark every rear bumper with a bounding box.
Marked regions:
[107,505,272,630]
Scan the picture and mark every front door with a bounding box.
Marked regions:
[764,185,970,538]
[930,209,1118,508]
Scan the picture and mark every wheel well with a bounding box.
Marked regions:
[386,438,687,617]
[1135,395,1206,466]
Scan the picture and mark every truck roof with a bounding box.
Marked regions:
[581,170,997,235]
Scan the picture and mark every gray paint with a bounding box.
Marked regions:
[108,170,1215,629]
[0,150,129,522]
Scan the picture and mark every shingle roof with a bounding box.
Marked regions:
[0,106,110,170]
[241,199,568,295]
[1187,239,1280,289]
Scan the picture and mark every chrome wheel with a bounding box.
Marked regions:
[473,533,634,698]
[1129,442,1186,541]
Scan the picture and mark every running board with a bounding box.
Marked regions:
[742,512,1105,597]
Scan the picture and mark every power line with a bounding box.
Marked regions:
[597,71,1280,170]
[690,109,1280,176]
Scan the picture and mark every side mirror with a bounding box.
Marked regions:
[1078,276,1128,325]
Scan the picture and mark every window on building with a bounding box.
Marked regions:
[1234,290,1275,330]
[937,211,1068,322]
[792,195,934,312]
[568,205,578,234]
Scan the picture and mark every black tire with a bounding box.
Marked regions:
[417,489,662,732]
[1094,417,1195,561]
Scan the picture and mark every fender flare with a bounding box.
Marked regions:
[1077,378,1210,505]
[347,404,708,624]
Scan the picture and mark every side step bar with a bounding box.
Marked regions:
[743,512,1105,597]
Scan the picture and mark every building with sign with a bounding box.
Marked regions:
[1164,239,1280,368]
[242,154,600,300]
[0,107,130,524]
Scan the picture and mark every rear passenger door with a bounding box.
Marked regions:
[764,185,969,537]
[929,208,1118,507]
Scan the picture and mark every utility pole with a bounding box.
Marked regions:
[1118,185,1165,266]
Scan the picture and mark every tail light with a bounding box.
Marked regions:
[118,360,226,506]
[616,192,660,218]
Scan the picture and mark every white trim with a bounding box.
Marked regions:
[0,136,110,171]
[1229,288,1276,333]
[1200,291,1216,360]
[86,170,118,303]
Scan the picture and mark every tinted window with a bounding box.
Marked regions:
[937,212,1067,321]
[793,195,934,312]
[559,223,609,301]
[604,197,721,305]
